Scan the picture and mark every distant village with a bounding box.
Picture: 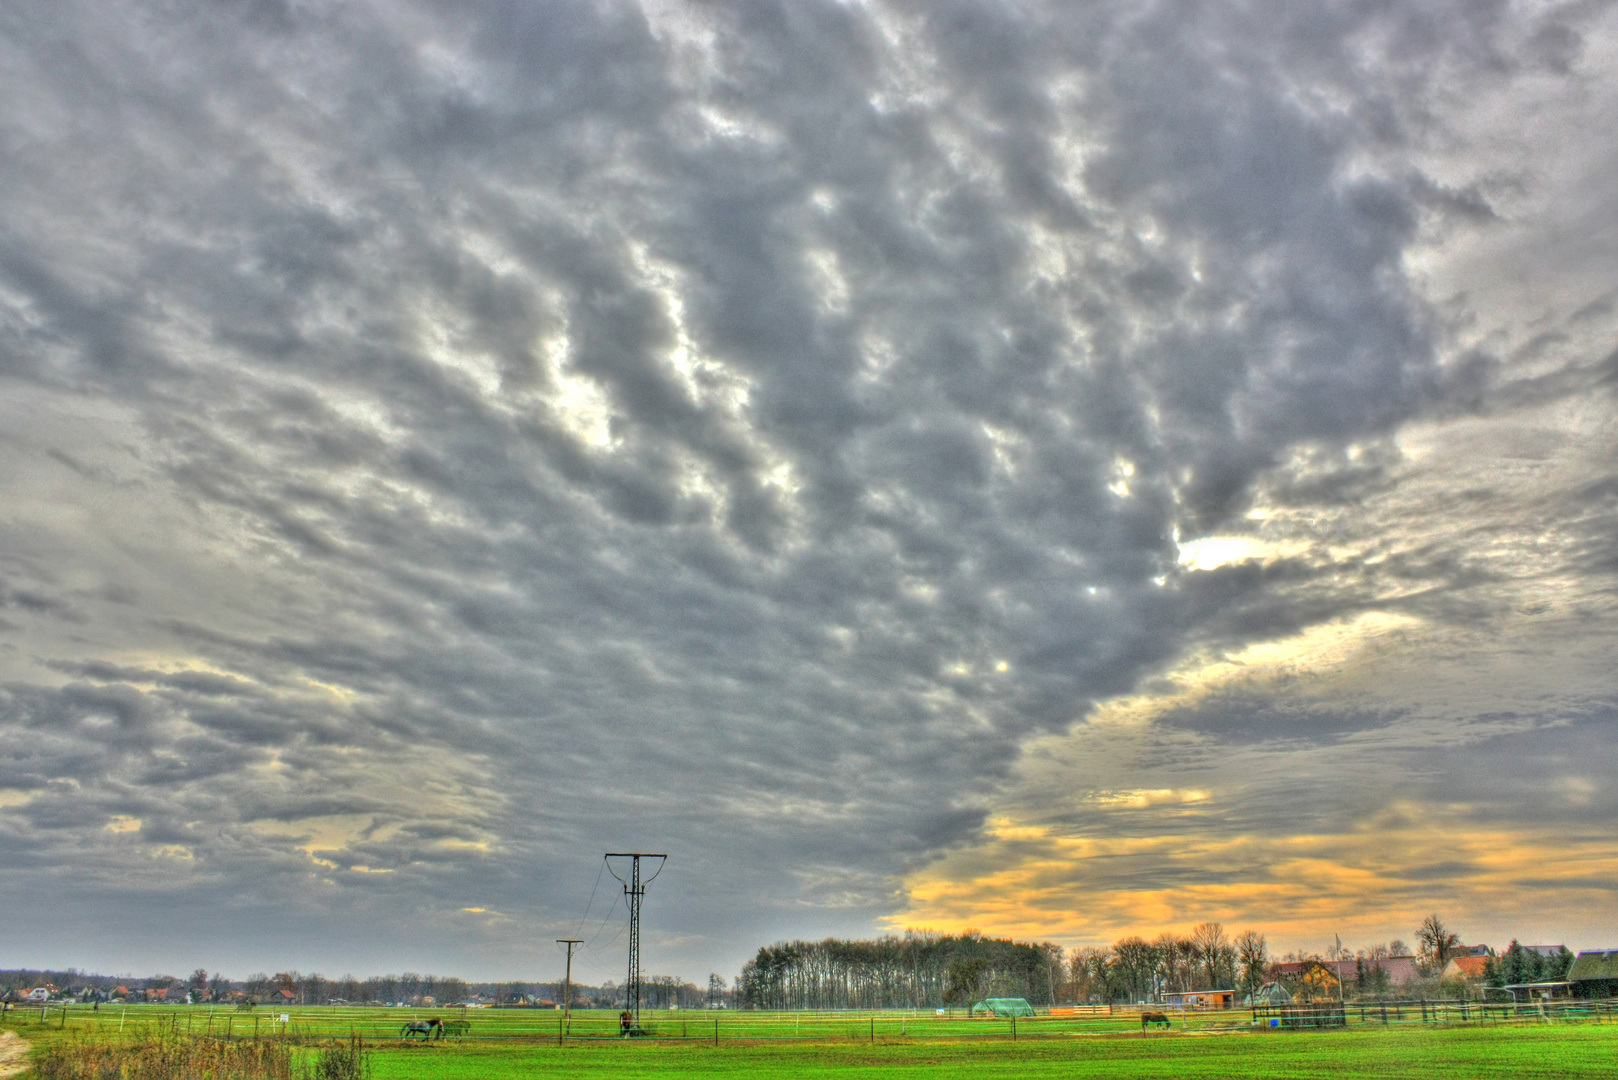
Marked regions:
[0,970,726,1011]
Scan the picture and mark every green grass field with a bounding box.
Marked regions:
[6,1005,1617,1078]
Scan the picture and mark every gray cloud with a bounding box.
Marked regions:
[1,0,1616,978]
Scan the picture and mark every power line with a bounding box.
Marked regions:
[584,893,622,951]
[572,858,608,939]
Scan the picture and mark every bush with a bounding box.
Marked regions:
[32,1033,370,1080]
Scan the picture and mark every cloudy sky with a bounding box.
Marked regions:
[2,0,1617,985]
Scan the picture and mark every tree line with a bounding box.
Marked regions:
[738,914,1548,1008]
[738,931,1064,1010]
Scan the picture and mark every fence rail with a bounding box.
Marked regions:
[4,997,1614,1046]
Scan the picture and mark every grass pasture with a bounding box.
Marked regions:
[5,1004,1618,1078]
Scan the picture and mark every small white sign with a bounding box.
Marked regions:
[280,1014,290,1024]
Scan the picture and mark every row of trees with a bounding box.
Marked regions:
[1484,941,1575,988]
[734,925,1293,1010]
[738,931,1065,1010]
[1064,924,1270,1003]
[234,971,472,1006]
[738,915,1539,1008]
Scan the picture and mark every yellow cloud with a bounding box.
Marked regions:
[892,802,1618,950]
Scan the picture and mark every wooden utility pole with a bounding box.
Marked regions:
[556,939,583,1035]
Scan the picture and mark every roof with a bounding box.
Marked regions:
[1246,983,1291,1005]
[1569,950,1618,982]
[1442,956,1490,980]
[1523,945,1567,957]
[1271,960,1341,983]
[1166,989,1234,998]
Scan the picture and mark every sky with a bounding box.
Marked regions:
[1,0,1616,987]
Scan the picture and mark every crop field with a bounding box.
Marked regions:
[5,1004,1618,1078]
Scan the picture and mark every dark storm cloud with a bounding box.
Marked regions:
[1,0,1616,976]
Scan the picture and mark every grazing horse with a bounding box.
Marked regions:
[1141,1011,1171,1031]
[401,1019,443,1041]
[441,1019,471,1039]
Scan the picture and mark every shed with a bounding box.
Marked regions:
[971,997,1035,1018]
[1164,989,1235,1009]
[1568,950,1618,998]
[1501,981,1572,1002]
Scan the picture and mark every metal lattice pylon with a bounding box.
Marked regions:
[605,853,666,1030]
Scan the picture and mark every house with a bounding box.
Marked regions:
[271,988,296,1004]
[1368,956,1420,986]
[1567,950,1618,999]
[1163,989,1235,1009]
[1522,945,1567,958]
[1455,944,1493,958]
[1271,956,1419,988]
[1440,955,1490,982]
[27,988,50,1002]
[1269,960,1341,1002]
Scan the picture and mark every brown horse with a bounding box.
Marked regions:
[1141,1010,1171,1031]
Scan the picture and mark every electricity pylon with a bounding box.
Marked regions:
[605,852,666,1030]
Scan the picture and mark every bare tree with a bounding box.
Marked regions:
[1416,915,1460,974]
[1190,923,1232,989]
[1235,931,1267,1000]
[1068,948,1108,1003]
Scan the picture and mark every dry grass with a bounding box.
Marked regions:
[30,1032,370,1080]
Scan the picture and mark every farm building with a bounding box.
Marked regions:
[1568,950,1618,998]
[971,997,1035,1018]
[1271,956,1419,987]
[1501,981,1572,1002]
[1440,955,1490,982]
[1163,989,1235,1009]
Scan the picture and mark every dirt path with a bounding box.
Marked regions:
[0,1030,31,1079]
